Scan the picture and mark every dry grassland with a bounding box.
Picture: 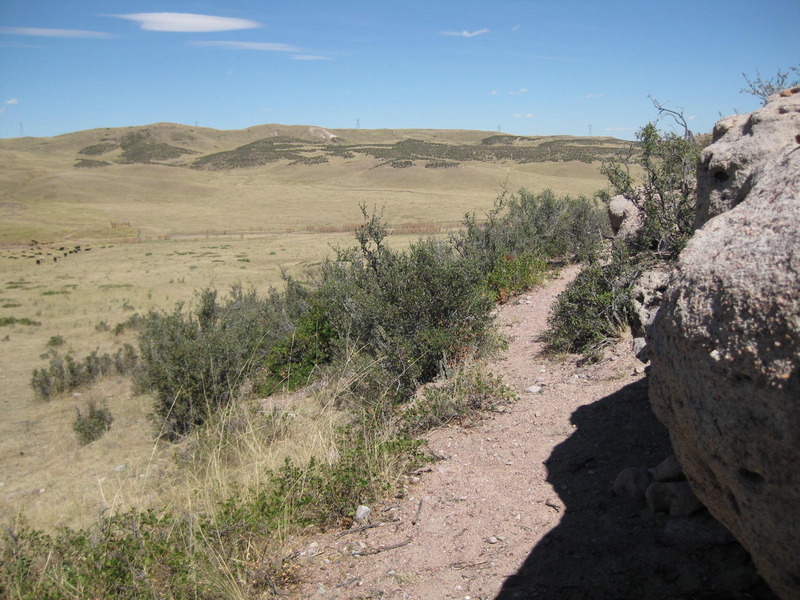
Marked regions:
[0,124,613,530]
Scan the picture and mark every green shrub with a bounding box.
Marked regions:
[452,189,609,278]
[260,304,336,394]
[314,208,496,396]
[0,317,41,327]
[545,245,640,360]
[486,253,549,303]
[31,345,138,400]
[46,335,66,348]
[136,286,292,438]
[601,106,707,258]
[73,400,113,445]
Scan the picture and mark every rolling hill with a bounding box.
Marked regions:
[0,123,632,244]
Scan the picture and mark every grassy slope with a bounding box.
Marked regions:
[0,123,626,244]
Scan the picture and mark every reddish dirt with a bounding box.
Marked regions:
[285,267,775,600]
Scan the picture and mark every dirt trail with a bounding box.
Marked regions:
[287,267,774,600]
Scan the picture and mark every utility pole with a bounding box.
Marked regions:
[588,124,592,137]
[356,119,360,130]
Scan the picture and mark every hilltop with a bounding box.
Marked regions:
[0,122,628,168]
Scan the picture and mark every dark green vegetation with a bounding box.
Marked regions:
[191,135,626,171]
[0,317,41,327]
[75,130,198,166]
[30,345,138,401]
[72,400,114,445]
[546,105,709,359]
[8,189,607,598]
[56,124,630,169]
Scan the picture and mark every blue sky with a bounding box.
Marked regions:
[0,0,797,140]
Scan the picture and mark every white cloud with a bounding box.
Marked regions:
[584,93,604,98]
[687,115,697,121]
[0,26,112,38]
[514,113,535,119]
[191,41,298,52]
[292,54,333,61]
[489,90,498,96]
[114,13,260,33]
[5,99,19,105]
[512,25,522,31]
[509,88,528,95]
[441,28,490,37]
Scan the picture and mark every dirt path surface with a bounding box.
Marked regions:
[286,267,774,600]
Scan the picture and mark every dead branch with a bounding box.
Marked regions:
[352,536,413,556]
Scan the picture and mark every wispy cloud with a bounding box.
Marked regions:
[687,115,697,121]
[191,41,298,52]
[292,54,333,61]
[441,28,490,37]
[5,99,19,105]
[0,26,112,38]
[489,90,498,96]
[509,88,528,95]
[584,93,605,99]
[512,25,522,31]
[113,13,260,33]
[514,113,535,119]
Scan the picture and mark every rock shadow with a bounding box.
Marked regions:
[494,378,776,600]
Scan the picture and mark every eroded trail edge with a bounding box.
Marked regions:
[285,267,637,599]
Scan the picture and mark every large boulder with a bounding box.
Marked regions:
[648,89,800,600]
[694,86,800,229]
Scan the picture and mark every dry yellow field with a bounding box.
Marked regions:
[0,123,617,528]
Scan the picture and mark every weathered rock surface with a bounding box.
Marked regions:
[608,194,643,241]
[648,89,800,599]
[629,268,671,362]
[694,86,800,229]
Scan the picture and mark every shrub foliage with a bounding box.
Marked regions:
[73,400,114,445]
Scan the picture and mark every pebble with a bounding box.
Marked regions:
[354,505,371,523]
[525,385,542,394]
[487,536,499,544]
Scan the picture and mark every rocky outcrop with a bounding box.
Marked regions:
[629,268,670,362]
[648,89,800,600]
[694,85,800,229]
[607,194,642,241]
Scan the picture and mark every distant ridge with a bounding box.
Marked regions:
[0,122,630,171]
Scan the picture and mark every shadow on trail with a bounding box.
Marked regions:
[495,379,775,600]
